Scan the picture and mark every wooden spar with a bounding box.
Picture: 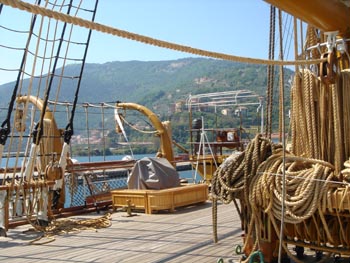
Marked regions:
[116,102,174,164]
[264,0,350,37]
[0,145,3,167]
[0,190,6,232]
[16,95,65,209]
[16,95,63,159]
[66,160,137,173]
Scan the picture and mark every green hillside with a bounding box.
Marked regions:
[0,57,292,107]
[0,57,293,155]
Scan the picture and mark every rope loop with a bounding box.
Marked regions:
[63,123,73,144]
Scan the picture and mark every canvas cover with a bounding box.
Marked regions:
[127,157,180,190]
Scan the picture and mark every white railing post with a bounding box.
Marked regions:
[0,190,7,235]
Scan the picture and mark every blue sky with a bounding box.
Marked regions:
[89,0,271,62]
[0,0,274,85]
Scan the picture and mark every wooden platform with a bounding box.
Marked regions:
[0,200,340,262]
[0,201,244,263]
[111,183,208,214]
[326,187,350,211]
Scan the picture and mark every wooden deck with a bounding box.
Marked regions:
[0,201,243,263]
[0,200,340,263]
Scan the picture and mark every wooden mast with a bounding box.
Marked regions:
[264,0,350,37]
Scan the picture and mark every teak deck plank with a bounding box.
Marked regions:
[1,201,243,263]
[0,200,337,262]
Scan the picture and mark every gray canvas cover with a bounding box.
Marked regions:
[127,157,180,190]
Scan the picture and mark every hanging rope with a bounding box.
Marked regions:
[34,1,73,146]
[50,0,85,120]
[278,10,285,142]
[211,68,350,259]
[0,0,327,66]
[119,114,158,135]
[54,1,99,210]
[113,107,134,158]
[276,9,286,262]
[290,69,350,175]
[265,5,276,139]
[21,0,73,186]
[83,103,91,162]
[62,0,99,145]
[0,0,41,165]
[100,103,106,161]
[342,70,350,160]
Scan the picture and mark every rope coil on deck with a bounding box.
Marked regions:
[28,212,112,245]
[211,134,342,262]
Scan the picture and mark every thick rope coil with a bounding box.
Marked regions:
[251,155,336,224]
[211,134,343,259]
[211,134,278,204]
[211,135,278,248]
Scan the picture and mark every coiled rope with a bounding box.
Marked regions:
[211,135,278,204]
[250,154,335,224]
[211,134,339,261]
[28,212,112,245]
[211,135,279,245]
[0,0,327,66]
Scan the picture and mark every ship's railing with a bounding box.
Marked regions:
[0,159,136,233]
[0,179,55,232]
[64,159,136,207]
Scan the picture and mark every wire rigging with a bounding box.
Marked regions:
[0,0,41,166]
[63,0,98,145]
[0,0,327,66]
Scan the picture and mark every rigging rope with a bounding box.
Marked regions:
[83,104,91,162]
[265,5,275,139]
[211,135,339,260]
[20,0,73,186]
[0,0,40,165]
[211,67,350,259]
[100,103,106,161]
[119,114,158,135]
[0,0,327,66]
[18,0,55,184]
[290,69,350,174]
[33,0,72,145]
[277,9,286,263]
[0,43,26,50]
[62,0,98,145]
[1,1,113,232]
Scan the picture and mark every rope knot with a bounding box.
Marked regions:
[0,126,10,145]
[63,124,74,144]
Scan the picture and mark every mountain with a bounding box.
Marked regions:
[0,57,293,110]
[0,57,293,150]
